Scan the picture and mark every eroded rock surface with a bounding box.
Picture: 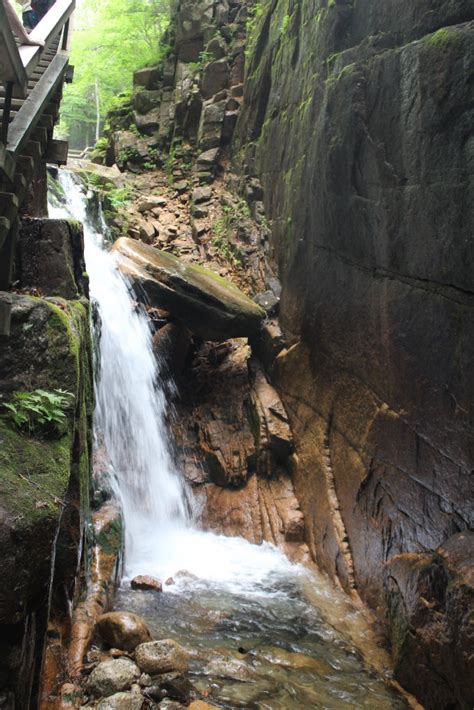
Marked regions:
[172,339,308,561]
[385,531,474,709]
[112,237,265,340]
[235,2,474,704]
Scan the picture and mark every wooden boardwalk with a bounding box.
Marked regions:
[0,0,75,305]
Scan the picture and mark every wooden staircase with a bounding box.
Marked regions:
[0,0,75,311]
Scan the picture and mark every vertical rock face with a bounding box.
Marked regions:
[235,1,474,705]
[0,220,93,708]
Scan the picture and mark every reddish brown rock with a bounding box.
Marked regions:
[95,612,152,653]
[131,575,163,592]
[152,322,192,376]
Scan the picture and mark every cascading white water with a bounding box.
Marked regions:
[50,173,190,568]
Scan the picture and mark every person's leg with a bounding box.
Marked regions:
[2,0,44,45]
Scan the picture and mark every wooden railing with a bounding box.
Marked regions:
[0,0,75,151]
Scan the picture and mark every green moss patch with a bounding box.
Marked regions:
[0,421,72,524]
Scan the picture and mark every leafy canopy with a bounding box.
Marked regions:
[59,0,170,148]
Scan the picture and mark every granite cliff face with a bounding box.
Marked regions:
[76,0,474,705]
[234,1,473,706]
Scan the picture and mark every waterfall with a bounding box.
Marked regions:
[50,172,189,575]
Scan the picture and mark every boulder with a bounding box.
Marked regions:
[130,575,163,592]
[86,658,140,697]
[133,65,162,90]
[206,36,227,60]
[97,692,144,710]
[137,195,167,213]
[95,612,152,653]
[201,58,230,99]
[152,322,192,375]
[134,640,189,675]
[133,90,162,115]
[198,99,226,150]
[134,108,161,135]
[18,218,88,299]
[191,186,212,204]
[112,238,265,341]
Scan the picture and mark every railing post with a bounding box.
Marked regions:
[61,19,70,50]
[1,82,14,144]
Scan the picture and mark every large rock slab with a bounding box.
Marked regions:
[112,237,265,341]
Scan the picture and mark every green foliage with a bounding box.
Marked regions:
[245,1,269,60]
[59,0,171,149]
[280,13,290,35]
[188,50,214,74]
[1,389,74,437]
[211,200,251,267]
[107,186,134,210]
[424,27,459,48]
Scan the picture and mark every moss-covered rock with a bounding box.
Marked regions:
[0,293,93,706]
[112,237,266,340]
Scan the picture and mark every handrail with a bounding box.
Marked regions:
[0,2,28,96]
[19,0,75,78]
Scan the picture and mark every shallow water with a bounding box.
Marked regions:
[51,173,407,709]
[117,529,407,710]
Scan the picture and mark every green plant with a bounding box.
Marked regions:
[107,186,134,209]
[210,200,252,267]
[1,389,74,437]
[280,13,290,35]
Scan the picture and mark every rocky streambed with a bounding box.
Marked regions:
[66,547,411,710]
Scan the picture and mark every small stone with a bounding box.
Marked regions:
[188,702,221,710]
[86,658,141,697]
[134,640,189,675]
[139,221,156,244]
[144,672,194,704]
[139,673,152,687]
[196,148,220,167]
[191,206,208,219]
[97,692,144,710]
[174,180,188,193]
[165,577,175,586]
[137,195,167,213]
[131,575,163,592]
[95,612,152,653]
[230,83,243,98]
[191,186,212,204]
[254,290,280,316]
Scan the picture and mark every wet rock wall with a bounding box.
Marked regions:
[0,219,93,708]
[235,1,474,706]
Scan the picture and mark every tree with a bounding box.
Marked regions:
[58,0,170,149]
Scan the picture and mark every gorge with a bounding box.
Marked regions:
[0,1,472,709]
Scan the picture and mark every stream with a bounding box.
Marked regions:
[50,172,408,709]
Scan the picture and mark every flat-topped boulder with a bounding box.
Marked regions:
[112,238,265,341]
